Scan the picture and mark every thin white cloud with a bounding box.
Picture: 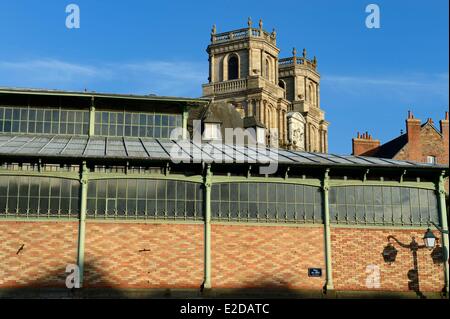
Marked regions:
[118,61,206,96]
[0,58,206,96]
[123,61,205,82]
[323,73,449,98]
[1,58,447,101]
[0,60,98,76]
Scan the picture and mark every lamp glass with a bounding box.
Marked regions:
[423,228,436,249]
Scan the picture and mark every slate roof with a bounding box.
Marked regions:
[368,134,408,158]
[367,121,442,158]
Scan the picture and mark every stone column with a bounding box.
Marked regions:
[258,101,262,123]
[293,75,297,101]
[210,54,215,82]
[248,48,252,76]
[89,97,95,137]
[265,103,269,128]
[271,107,276,132]
[307,123,311,151]
[317,84,320,108]
[182,106,189,139]
[275,57,279,84]
[320,130,323,152]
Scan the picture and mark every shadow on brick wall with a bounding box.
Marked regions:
[0,270,321,298]
[384,235,447,299]
[0,261,127,299]
[200,277,323,299]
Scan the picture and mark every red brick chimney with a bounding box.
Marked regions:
[406,111,422,161]
[440,111,449,161]
[352,131,380,156]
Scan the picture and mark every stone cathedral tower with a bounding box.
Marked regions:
[202,18,329,152]
[279,47,329,152]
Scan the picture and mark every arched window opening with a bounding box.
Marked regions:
[228,55,239,80]
[279,80,286,98]
[265,59,270,80]
[309,84,314,104]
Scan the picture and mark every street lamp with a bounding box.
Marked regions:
[423,228,437,250]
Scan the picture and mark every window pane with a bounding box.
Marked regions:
[167,180,176,199]
[137,180,146,198]
[146,180,156,199]
[239,183,248,202]
[107,179,117,198]
[127,179,137,198]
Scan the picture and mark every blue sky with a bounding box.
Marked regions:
[0,0,448,154]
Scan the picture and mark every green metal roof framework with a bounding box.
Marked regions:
[0,87,210,104]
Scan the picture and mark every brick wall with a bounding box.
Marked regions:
[83,222,204,289]
[331,227,445,292]
[352,133,381,156]
[211,224,325,289]
[395,122,449,193]
[1,221,446,293]
[396,124,448,165]
[0,221,78,288]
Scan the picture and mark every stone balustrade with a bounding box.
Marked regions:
[279,56,316,69]
[211,28,276,45]
[213,78,248,94]
[204,76,285,97]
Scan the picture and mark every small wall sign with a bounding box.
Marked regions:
[308,268,322,277]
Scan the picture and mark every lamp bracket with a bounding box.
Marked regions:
[429,221,449,235]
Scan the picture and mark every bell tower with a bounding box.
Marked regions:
[279,48,329,153]
[202,18,290,147]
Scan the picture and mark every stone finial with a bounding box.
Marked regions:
[259,19,263,30]
[312,56,317,65]
[271,28,276,37]
[427,118,434,125]
[248,17,252,27]
[408,110,414,119]
[211,24,216,35]
[302,48,307,58]
[292,47,297,57]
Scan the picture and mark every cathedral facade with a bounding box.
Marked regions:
[202,18,329,153]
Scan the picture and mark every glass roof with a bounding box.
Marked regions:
[0,134,447,170]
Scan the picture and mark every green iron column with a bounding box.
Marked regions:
[203,164,212,289]
[438,172,449,294]
[77,162,88,287]
[323,169,334,291]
